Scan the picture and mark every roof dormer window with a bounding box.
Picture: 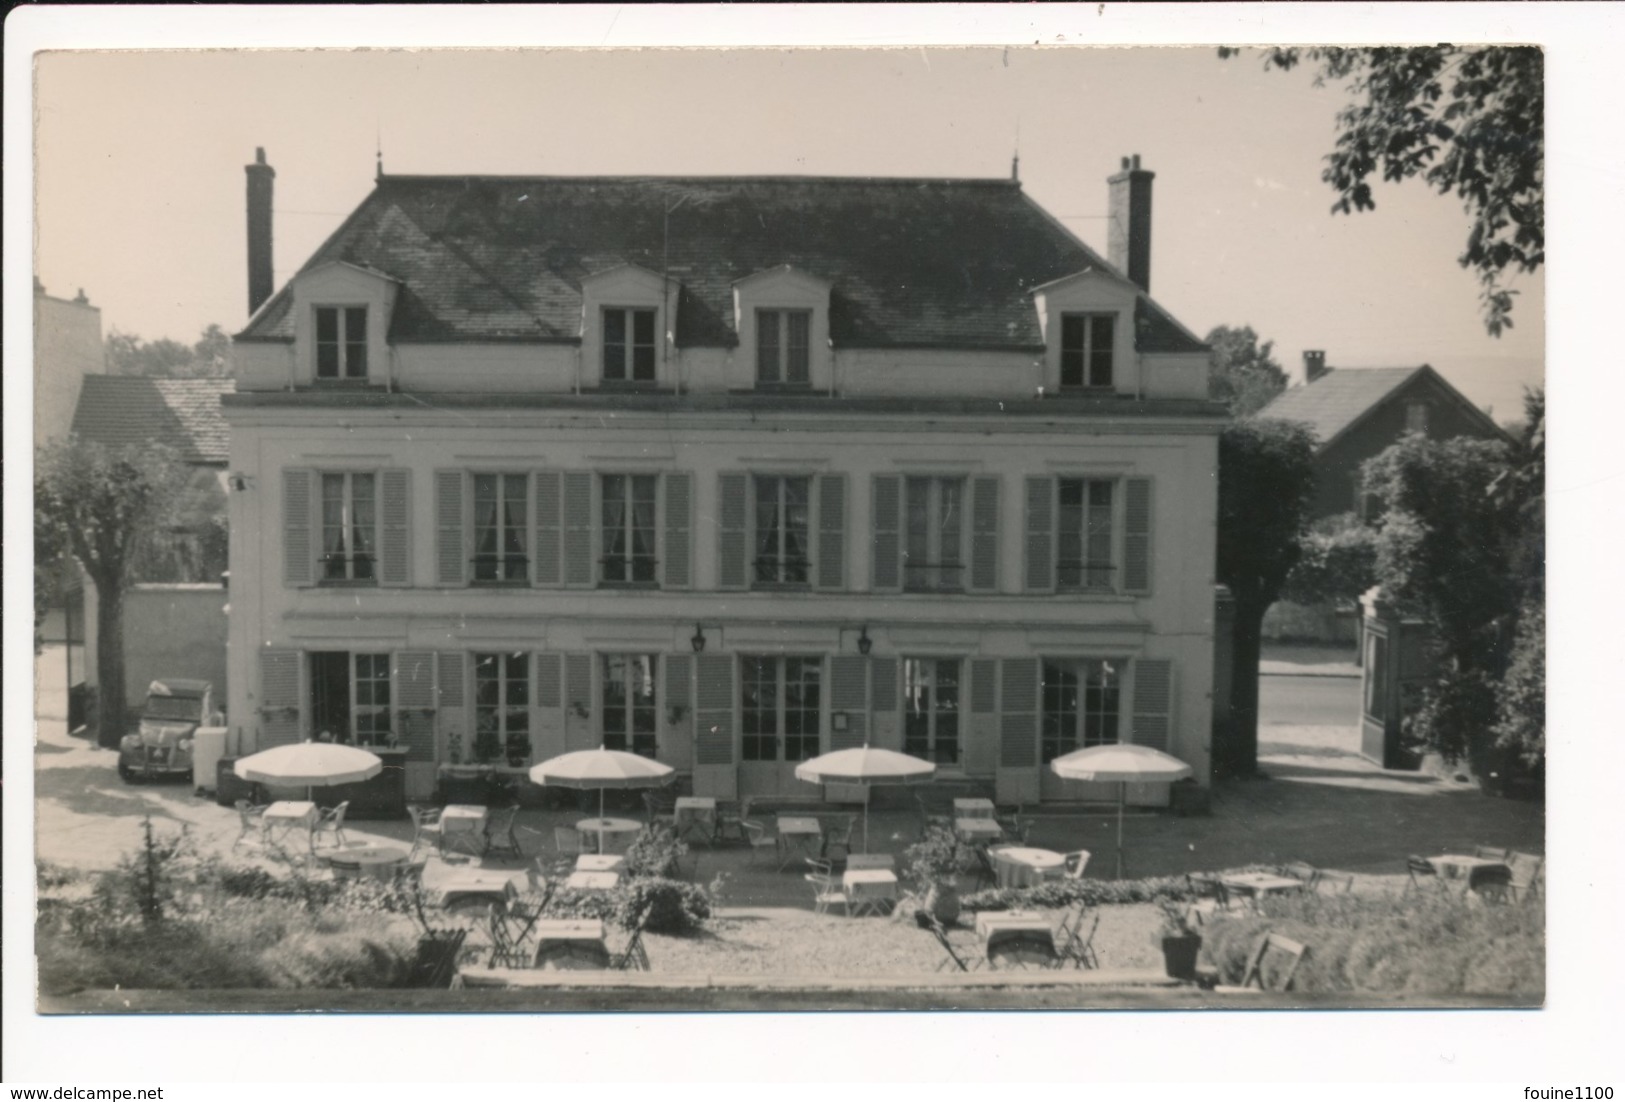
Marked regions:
[315,306,368,380]
[1060,313,1114,390]
[757,309,811,387]
[602,307,657,386]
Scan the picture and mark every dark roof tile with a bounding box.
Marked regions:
[71,376,231,464]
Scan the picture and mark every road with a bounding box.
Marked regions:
[1259,671,1360,728]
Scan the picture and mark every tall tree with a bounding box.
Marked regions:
[1206,325,1287,417]
[105,324,233,377]
[1224,46,1543,336]
[36,439,190,748]
[1215,419,1318,776]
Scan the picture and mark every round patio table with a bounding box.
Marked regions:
[576,817,643,854]
[325,844,410,881]
[991,846,1066,889]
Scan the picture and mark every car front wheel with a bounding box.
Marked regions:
[117,760,136,783]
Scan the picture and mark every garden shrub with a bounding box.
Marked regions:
[962,874,1197,912]
[1201,891,1543,995]
[620,827,688,880]
[618,877,711,934]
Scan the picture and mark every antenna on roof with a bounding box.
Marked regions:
[375,119,384,181]
[1011,116,1021,182]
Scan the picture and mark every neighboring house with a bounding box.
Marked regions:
[1260,352,1512,521]
[34,279,106,448]
[224,151,1225,805]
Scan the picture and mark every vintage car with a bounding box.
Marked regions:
[117,678,218,783]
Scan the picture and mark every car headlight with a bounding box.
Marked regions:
[178,739,194,753]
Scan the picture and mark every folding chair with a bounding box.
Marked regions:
[803,858,852,917]
[486,903,532,969]
[822,816,855,862]
[1405,855,1443,895]
[1503,851,1544,903]
[1062,850,1091,880]
[310,801,350,852]
[1060,912,1100,969]
[1240,933,1309,992]
[407,804,443,859]
[714,800,745,844]
[483,806,523,862]
[924,915,984,973]
[971,846,1001,892]
[1186,873,1233,919]
[741,820,779,866]
[613,909,652,971]
[232,799,268,851]
[1277,861,1322,892]
[642,790,677,831]
[554,825,586,860]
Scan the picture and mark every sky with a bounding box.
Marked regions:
[8,5,1624,1090]
[33,43,1545,418]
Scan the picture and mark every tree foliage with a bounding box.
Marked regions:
[1280,512,1381,607]
[106,324,233,377]
[36,438,191,746]
[1224,45,1543,336]
[1206,324,1288,417]
[1215,419,1319,775]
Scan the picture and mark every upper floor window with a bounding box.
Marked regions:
[741,655,821,763]
[473,473,529,584]
[905,476,965,592]
[315,306,368,380]
[602,654,658,758]
[320,472,377,583]
[603,308,656,385]
[1057,478,1114,591]
[1405,401,1429,435]
[601,474,658,585]
[754,475,811,586]
[903,658,961,765]
[1041,658,1121,762]
[1060,313,1114,389]
[757,309,811,387]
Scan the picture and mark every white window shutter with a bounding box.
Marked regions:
[999,658,1038,769]
[282,469,313,587]
[434,470,465,586]
[717,473,748,590]
[533,471,564,587]
[829,655,869,750]
[694,654,736,765]
[871,474,901,592]
[816,473,846,591]
[1024,477,1055,593]
[1123,477,1153,595]
[258,649,303,747]
[969,475,1000,593]
[379,469,411,587]
[1129,659,1174,751]
[563,473,594,588]
[394,651,436,761]
[663,471,693,590]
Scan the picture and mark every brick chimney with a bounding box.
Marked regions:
[1303,349,1329,384]
[245,147,275,317]
[1108,154,1154,293]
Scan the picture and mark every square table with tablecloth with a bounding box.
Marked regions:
[262,801,318,848]
[1426,854,1512,891]
[1220,871,1308,905]
[842,868,898,916]
[531,919,610,970]
[674,797,717,845]
[955,817,1004,844]
[439,804,489,856]
[991,846,1066,889]
[576,817,643,855]
[845,854,895,871]
[776,816,824,870]
[575,853,625,874]
[954,798,997,820]
[565,870,620,891]
[975,911,1057,967]
[434,868,518,911]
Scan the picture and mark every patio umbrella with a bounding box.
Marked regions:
[794,744,936,853]
[234,740,383,801]
[1049,743,1192,879]
[529,746,676,853]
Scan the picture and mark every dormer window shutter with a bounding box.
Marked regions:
[1123,477,1153,595]
[283,469,315,587]
[871,475,902,593]
[1024,476,1055,593]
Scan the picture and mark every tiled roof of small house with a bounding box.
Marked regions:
[70,376,232,464]
[1256,367,1428,449]
[237,174,1207,355]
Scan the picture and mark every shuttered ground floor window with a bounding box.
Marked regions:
[603,654,658,758]
[741,656,822,762]
[1041,658,1122,762]
[903,658,960,764]
[475,652,531,765]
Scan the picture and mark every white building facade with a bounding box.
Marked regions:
[224,166,1224,804]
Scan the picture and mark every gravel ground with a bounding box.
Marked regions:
[635,904,1163,975]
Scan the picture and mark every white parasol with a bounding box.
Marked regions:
[529,746,676,853]
[794,743,936,853]
[234,740,383,801]
[1050,743,1192,878]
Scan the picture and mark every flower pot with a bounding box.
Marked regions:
[1161,934,1202,981]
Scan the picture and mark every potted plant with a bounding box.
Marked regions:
[505,732,532,769]
[471,726,504,766]
[1156,899,1203,981]
[903,824,963,926]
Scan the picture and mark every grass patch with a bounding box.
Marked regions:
[1202,890,1543,995]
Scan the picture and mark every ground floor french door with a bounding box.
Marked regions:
[1039,657,1124,801]
[737,655,823,797]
